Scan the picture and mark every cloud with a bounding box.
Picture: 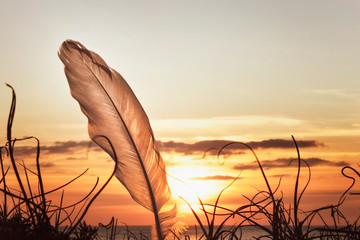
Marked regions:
[247,139,324,149]
[157,139,324,156]
[307,89,360,101]
[10,138,324,160]
[39,162,56,168]
[28,161,56,169]
[12,140,101,156]
[190,175,239,180]
[270,174,291,178]
[158,140,234,156]
[12,146,35,156]
[66,156,89,161]
[42,141,94,153]
[233,158,349,171]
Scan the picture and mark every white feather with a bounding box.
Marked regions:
[58,40,176,239]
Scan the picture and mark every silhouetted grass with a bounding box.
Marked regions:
[0,85,117,240]
[182,139,360,239]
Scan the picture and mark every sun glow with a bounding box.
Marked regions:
[169,178,214,203]
[167,165,228,215]
[168,178,214,217]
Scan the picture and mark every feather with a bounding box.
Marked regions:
[58,40,176,239]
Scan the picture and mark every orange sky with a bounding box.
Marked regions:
[1,0,360,228]
[3,136,359,226]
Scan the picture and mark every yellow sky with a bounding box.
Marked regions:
[1,0,360,228]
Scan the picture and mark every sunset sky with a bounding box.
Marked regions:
[1,1,360,227]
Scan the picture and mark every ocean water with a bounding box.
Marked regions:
[95,225,267,239]
[68,225,342,239]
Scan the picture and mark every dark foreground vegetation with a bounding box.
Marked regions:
[1,85,359,239]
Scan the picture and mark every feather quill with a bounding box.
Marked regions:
[58,40,176,239]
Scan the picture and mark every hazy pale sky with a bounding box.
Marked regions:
[1,0,360,141]
[1,0,360,226]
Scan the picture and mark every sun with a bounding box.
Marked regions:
[169,178,213,203]
[166,166,225,212]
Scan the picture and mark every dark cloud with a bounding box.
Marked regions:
[12,140,102,156]
[247,139,324,149]
[66,157,88,161]
[233,158,349,171]
[28,162,56,169]
[10,138,324,160]
[42,140,93,153]
[157,139,324,156]
[190,175,239,180]
[271,174,291,178]
[39,162,56,168]
[305,158,348,167]
[13,146,37,156]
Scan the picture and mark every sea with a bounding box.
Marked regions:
[94,225,267,239]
